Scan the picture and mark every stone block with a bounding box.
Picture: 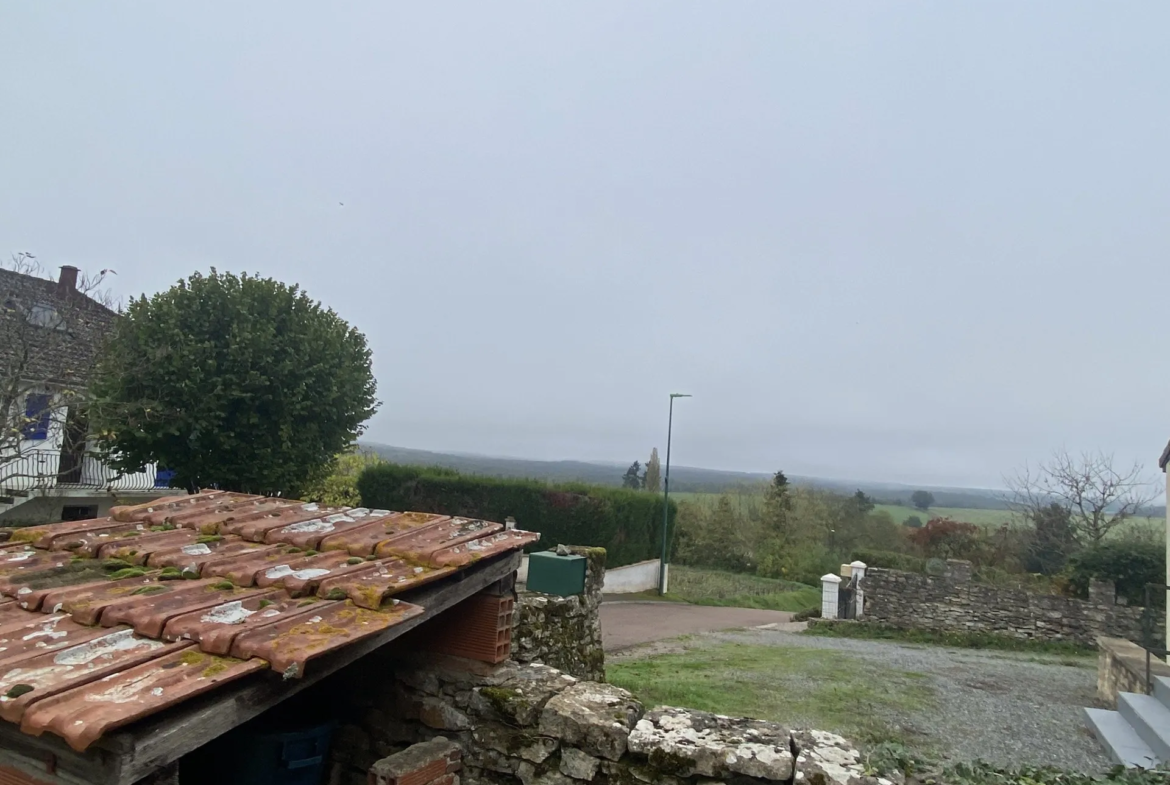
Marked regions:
[539,682,643,761]
[470,663,578,726]
[627,706,793,781]
[419,697,472,731]
[558,748,600,780]
[472,723,559,764]
[792,729,898,785]
[369,737,462,785]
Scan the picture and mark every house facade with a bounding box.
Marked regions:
[0,263,171,523]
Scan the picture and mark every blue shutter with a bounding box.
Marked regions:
[21,394,52,440]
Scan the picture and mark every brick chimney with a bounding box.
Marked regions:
[57,265,79,296]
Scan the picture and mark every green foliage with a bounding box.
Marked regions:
[92,270,378,495]
[851,548,926,573]
[805,620,1095,655]
[674,496,757,573]
[644,448,661,494]
[910,490,935,511]
[622,461,644,489]
[903,515,923,528]
[1025,503,1079,575]
[356,463,674,568]
[1066,540,1166,606]
[300,447,386,507]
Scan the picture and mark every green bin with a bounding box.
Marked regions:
[526,551,587,597]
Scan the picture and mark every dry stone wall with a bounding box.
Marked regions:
[513,547,605,682]
[329,653,895,785]
[863,565,1163,645]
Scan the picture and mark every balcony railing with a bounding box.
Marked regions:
[0,449,165,493]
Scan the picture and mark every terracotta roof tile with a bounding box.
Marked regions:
[230,598,424,678]
[21,648,267,751]
[0,493,537,750]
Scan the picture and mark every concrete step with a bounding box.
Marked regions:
[1085,707,1161,768]
[1152,676,1170,709]
[1120,692,1170,762]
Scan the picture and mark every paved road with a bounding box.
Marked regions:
[600,601,793,651]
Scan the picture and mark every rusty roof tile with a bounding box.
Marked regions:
[95,528,201,563]
[230,599,423,678]
[108,493,253,524]
[198,545,304,587]
[164,498,300,534]
[0,629,185,724]
[375,518,504,563]
[163,592,326,655]
[131,493,259,527]
[319,512,449,556]
[144,536,281,575]
[429,529,541,568]
[0,551,71,585]
[315,559,454,609]
[98,581,269,638]
[21,648,267,751]
[0,560,122,611]
[0,615,115,669]
[3,518,135,551]
[222,502,347,542]
[108,493,213,522]
[262,508,397,550]
[36,573,184,624]
[252,550,371,596]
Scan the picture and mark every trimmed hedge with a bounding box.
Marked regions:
[356,464,677,568]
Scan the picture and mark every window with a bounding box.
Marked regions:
[21,393,52,440]
[27,303,65,330]
[61,505,98,522]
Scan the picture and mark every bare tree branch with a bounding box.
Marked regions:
[1005,448,1157,545]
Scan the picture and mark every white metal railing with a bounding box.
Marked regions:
[1,449,163,493]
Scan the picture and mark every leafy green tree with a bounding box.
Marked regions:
[301,447,386,507]
[622,461,644,489]
[644,448,661,494]
[1024,503,1079,575]
[910,490,935,511]
[903,515,924,528]
[92,270,378,495]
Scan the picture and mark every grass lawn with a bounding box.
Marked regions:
[665,566,820,612]
[608,641,936,747]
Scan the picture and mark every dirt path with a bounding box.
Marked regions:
[600,601,793,650]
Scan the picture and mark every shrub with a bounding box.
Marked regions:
[1066,540,1166,606]
[851,548,926,573]
[902,515,924,529]
[908,518,987,562]
[356,463,675,568]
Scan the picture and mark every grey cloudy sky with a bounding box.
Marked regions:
[2,3,1168,489]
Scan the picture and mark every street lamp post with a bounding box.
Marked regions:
[658,393,691,595]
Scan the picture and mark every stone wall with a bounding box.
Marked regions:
[512,547,605,682]
[1096,636,1170,707]
[863,564,1164,646]
[328,652,892,785]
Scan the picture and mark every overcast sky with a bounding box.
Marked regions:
[2,3,1168,489]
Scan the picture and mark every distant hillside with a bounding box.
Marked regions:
[359,442,1014,508]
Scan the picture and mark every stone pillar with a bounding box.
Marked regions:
[1089,579,1117,606]
[944,559,973,582]
[849,561,867,619]
[821,574,842,619]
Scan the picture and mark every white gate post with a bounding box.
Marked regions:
[821,573,842,619]
[850,560,867,619]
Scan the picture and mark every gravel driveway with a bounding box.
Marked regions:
[615,626,1111,772]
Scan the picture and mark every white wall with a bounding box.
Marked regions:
[601,559,662,594]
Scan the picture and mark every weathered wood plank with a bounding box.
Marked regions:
[0,718,118,785]
[100,551,521,785]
